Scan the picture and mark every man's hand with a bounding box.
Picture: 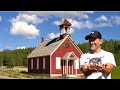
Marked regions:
[88,64,96,70]
[100,63,114,75]
[88,63,99,71]
[81,63,92,76]
[97,63,106,71]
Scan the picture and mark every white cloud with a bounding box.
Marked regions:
[94,15,113,28]
[68,19,94,29]
[53,17,112,31]
[95,15,108,22]
[70,19,81,29]
[47,33,60,39]
[53,20,61,26]
[47,29,75,40]
[16,46,25,49]
[111,16,120,25]
[70,28,74,33]
[19,11,94,19]
[10,13,41,39]
[11,13,43,24]
[95,23,112,28]
[84,21,94,28]
[53,18,94,30]
[10,21,39,39]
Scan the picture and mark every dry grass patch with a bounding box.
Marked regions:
[0,66,83,79]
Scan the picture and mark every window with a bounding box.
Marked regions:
[37,58,39,69]
[65,43,70,48]
[74,59,79,69]
[43,58,45,69]
[56,57,61,69]
[31,59,33,69]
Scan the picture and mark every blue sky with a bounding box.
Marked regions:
[0,11,120,51]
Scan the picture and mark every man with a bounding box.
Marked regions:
[80,30,116,79]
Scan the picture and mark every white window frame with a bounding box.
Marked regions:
[31,59,33,69]
[56,57,61,69]
[37,58,39,69]
[43,57,45,69]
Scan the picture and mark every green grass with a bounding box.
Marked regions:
[111,66,120,79]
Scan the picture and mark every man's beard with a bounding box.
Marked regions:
[90,45,99,51]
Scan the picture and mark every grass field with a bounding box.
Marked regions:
[0,66,82,79]
[111,66,120,79]
[0,66,51,79]
[0,66,119,79]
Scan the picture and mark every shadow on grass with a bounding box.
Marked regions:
[20,71,28,74]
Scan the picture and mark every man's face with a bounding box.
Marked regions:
[88,38,103,51]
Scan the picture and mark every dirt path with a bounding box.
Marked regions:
[0,76,15,79]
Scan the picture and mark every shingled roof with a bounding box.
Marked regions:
[61,19,72,26]
[26,37,64,58]
[26,35,83,58]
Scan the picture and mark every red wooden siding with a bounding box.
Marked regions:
[51,38,83,74]
[28,56,50,74]
[69,54,74,58]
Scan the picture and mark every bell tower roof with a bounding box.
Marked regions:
[60,18,72,26]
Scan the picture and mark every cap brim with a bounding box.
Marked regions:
[85,35,97,40]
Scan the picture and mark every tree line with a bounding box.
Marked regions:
[0,39,120,68]
[0,47,35,68]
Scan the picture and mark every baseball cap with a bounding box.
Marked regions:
[85,30,102,40]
